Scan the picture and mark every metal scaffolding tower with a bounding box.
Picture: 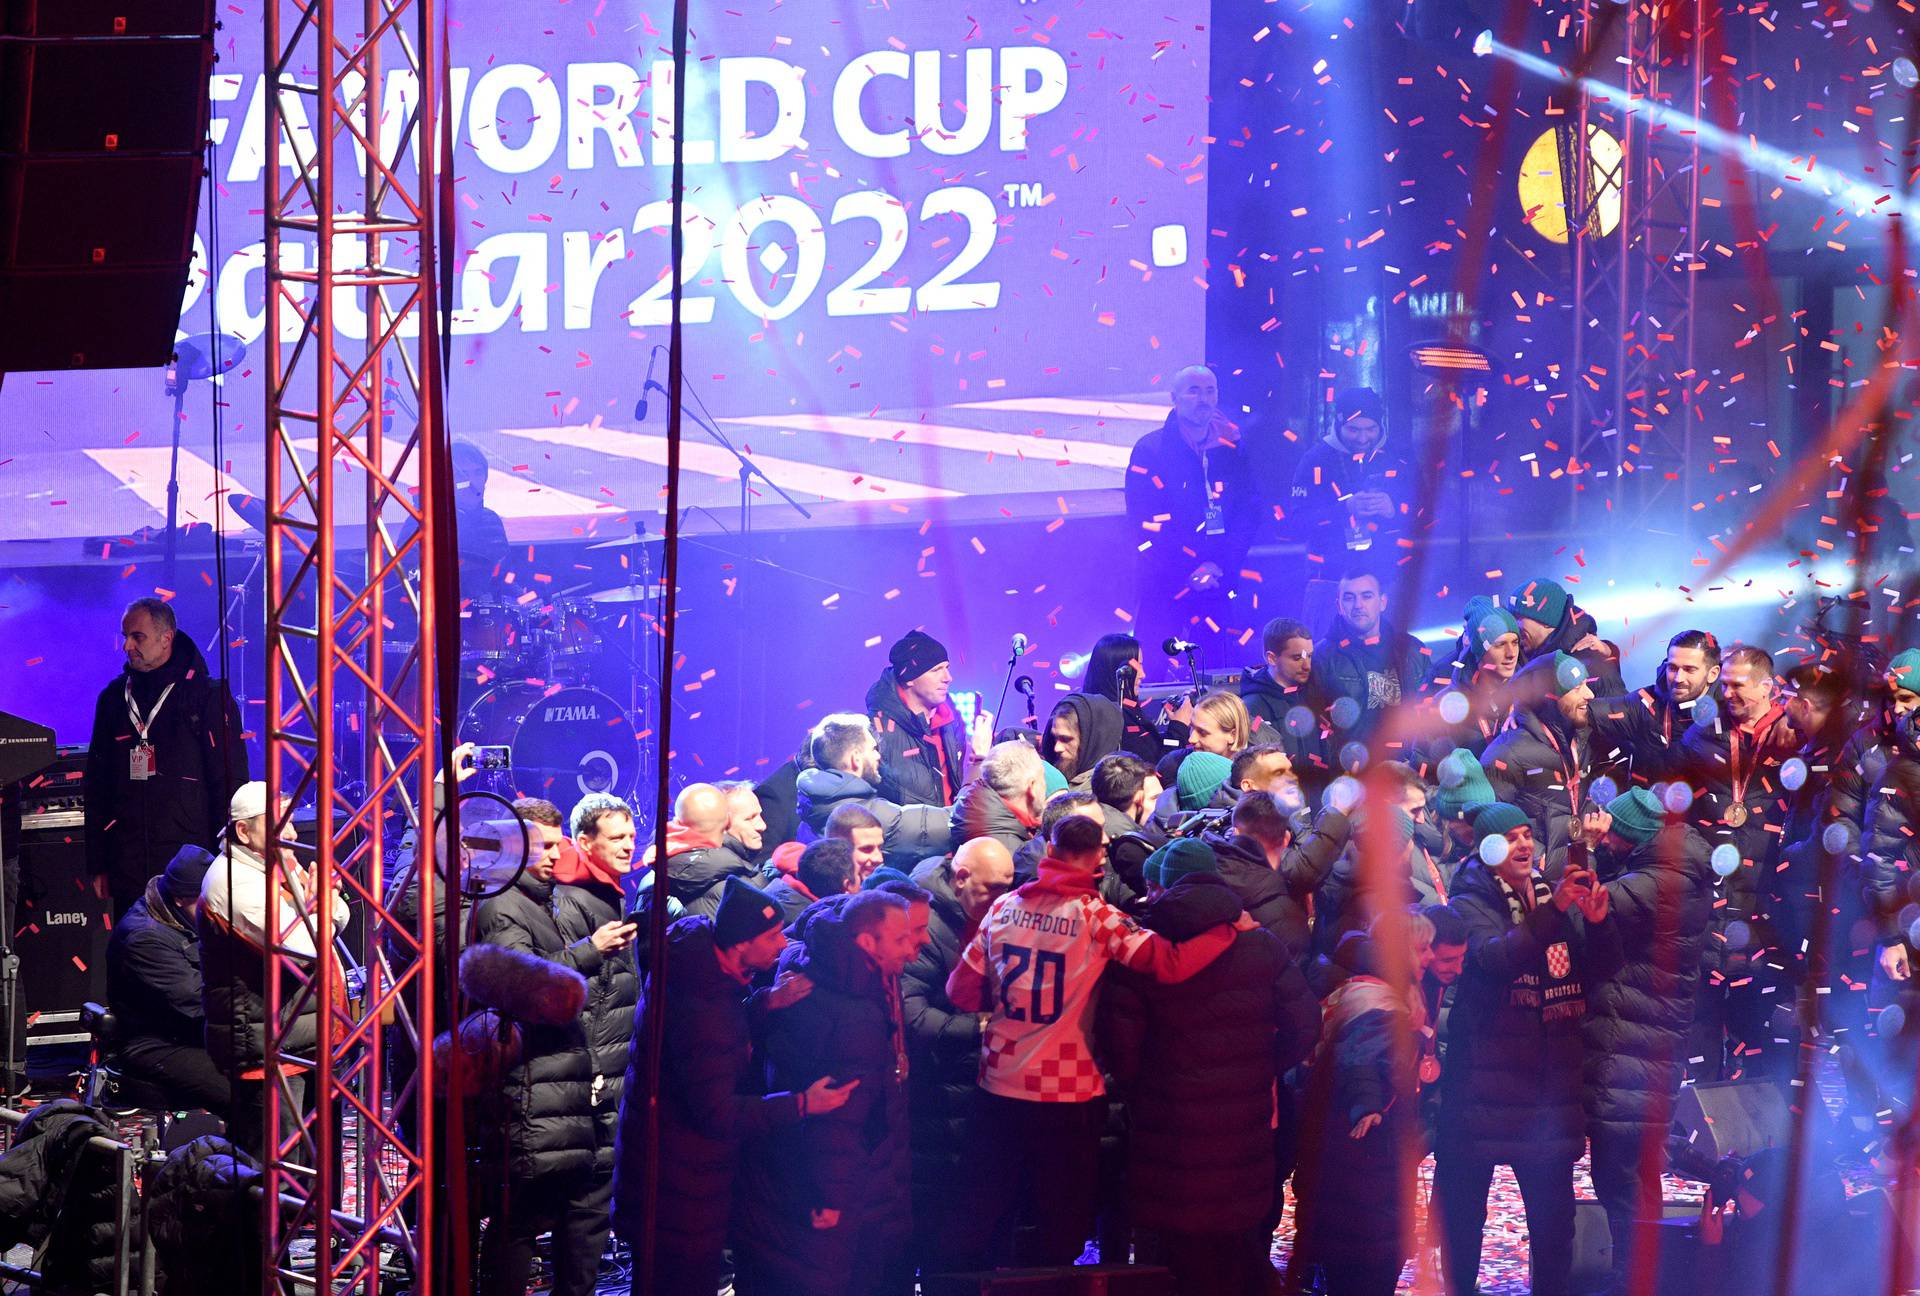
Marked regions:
[261,0,450,1285]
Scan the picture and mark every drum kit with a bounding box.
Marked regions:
[454,534,660,819]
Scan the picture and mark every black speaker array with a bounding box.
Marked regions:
[0,0,214,372]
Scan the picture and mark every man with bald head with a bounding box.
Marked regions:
[1124,363,1255,661]
[636,782,763,919]
[905,837,1017,1272]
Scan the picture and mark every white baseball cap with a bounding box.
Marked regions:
[229,781,270,823]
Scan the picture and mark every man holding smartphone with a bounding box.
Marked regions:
[1434,803,1619,1296]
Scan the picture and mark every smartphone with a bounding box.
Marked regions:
[475,744,513,772]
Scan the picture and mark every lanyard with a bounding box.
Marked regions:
[124,678,177,745]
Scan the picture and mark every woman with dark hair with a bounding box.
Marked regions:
[1085,632,1190,762]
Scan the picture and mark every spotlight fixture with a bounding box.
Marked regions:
[1472,29,1494,57]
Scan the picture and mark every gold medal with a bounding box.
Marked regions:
[1724,802,1749,828]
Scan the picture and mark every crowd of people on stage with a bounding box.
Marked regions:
[74,520,1920,1294]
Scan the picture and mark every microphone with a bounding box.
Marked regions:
[1163,637,1199,656]
[633,345,662,420]
[1013,675,1035,696]
[1010,632,1030,658]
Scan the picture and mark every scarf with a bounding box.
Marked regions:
[1493,870,1587,1026]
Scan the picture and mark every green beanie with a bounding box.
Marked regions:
[1511,578,1570,629]
[1434,749,1498,821]
[1890,649,1920,693]
[1154,838,1219,890]
[1041,760,1070,797]
[1606,787,1664,845]
[1461,595,1521,663]
[1176,750,1233,811]
[1471,802,1531,840]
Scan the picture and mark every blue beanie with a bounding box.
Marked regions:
[1144,838,1218,890]
[1606,787,1664,845]
[1510,578,1570,630]
[1471,803,1531,840]
[861,865,914,891]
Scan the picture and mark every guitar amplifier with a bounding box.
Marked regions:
[921,1266,1175,1296]
[17,820,109,1047]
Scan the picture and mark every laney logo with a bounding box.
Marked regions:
[545,703,599,723]
[44,912,87,927]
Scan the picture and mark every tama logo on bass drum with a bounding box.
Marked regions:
[544,702,601,723]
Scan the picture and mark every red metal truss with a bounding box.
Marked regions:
[262,0,448,1286]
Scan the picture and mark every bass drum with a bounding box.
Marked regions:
[460,685,639,812]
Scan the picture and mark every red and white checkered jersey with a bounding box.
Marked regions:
[959,887,1152,1102]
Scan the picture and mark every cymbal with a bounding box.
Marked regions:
[585,585,663,604]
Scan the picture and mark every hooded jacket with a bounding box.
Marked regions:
[610,916,804,1258]
[948,776,1037,857]
[1206,809,1351,965]
[864,667,967,808]
[1239,666,1334,783]
[1583,822,1713,1134]
[1124,411,1257,587]
[1439,861,1618,1165]
[1287,424,1414,559]
[1099,874,1318,1234]
[551,877,639,1177]
[794,766,950,862]
[1482,669,1594,875]
[84,629,248,900]
[1038,692,1127,789]
[635,824,759,919]
[472,872,603,1179]
[734,896,912,1293]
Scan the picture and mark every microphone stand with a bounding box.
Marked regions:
[637,373,810,756]
[994,645,1024,735]
[1181,645,1203,700]
[163,360,187,589]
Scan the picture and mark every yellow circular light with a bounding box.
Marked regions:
[1517,125,1623,244]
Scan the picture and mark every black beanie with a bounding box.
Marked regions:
[712,876,783,949]
[1334,386,1385,426]
[162,844,216,903]
[889,630,949,684]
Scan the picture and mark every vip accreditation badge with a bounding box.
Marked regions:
[129,743,157,781]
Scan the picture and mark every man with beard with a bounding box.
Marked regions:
[866,630,976,807]
[1038,692,1127,790]
[1089,752,1165,912]
[1591,629,1722,788]
[1581,788,1713,1296]
[795,713,950,865]
[1435,804,1616,1296]
[1287,386,1414,561]
[1509,577,1625,697]
[1680,644,1798,1083]
[1124,364,1256,656]
[1482,652,1606,875]
[1424,596,1522,765]
[1314,565,1432,747]
[903,837,1016,1274]
[85,597,249,916]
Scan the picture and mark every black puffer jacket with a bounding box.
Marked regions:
[795,767,950,863]
[1315,620,1432,733]
[1100,874,1318,1234]
[1678,704,1795,974]
[1482,679,1593,875]
[147,1136,262,1296]
[552,878,639,1177]
[610,917,803,1256]
[106,890,205,1050]
[735,897,912,1291]
[0,1101,123,1292]
[472,873,601,1179]
[1591,675,1697,788]
[866,667,967,808]
[83,630,248,901]
[1583,823,1713,1135]
[636,841,758,919]
[1865,715,1920,943]
[1440,862,1617,1165]
[948,777,1036,856]
[1206,809,1351,965]
[1239,665,1333,783]
[1519,600,1625,697]
[1098,803,1160,914]
[902,858,983,1198]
